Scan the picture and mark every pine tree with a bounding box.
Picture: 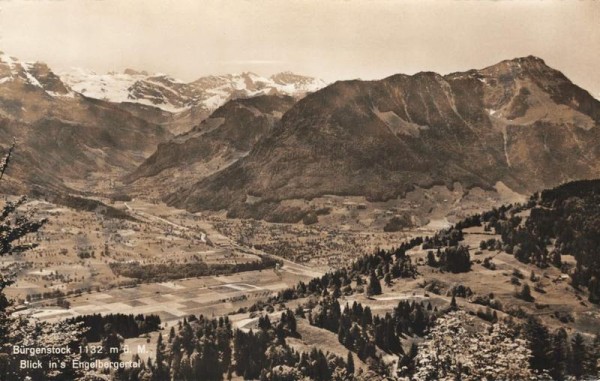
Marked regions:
[517,283,534,301]
[169,326,175,342]
[154,333,167,381]
[367,271,382,296]
[346,351,355,375]
[530,270,537,282]
[524,317,551,372]
[338,325,346,346]
[258,314,271,330]
[450,295,457,309]
[570,333,587,379]
[427,251,437,267]
[287,311,297,335]
[550,328,569,381]
[332,284,341,298]
[552,250,562,267]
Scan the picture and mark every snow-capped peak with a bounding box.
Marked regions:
[1,51,327,110]
[0,52,18,71]
[0,52,25,85]
[60,68,154,103]
[0,52,73,97]
[60,67,327,113]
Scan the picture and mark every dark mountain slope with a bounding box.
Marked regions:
[0,53,171,194]
[125,95,296,196]
[166,56,600,222]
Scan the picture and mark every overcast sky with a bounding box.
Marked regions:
[0,0,598,96]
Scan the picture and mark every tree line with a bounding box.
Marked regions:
[109,255,281,282]
[67,313,161,342]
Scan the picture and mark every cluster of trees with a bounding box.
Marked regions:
[391,300,438,336]
[262,348,354,381]
[417,223,474,273]
[310,297,438,364]
[113,315,234,381]
[268,242,420,307]
[352,247,418,282]
[453,214,482,230]
[426,245,471,273]
[279,268,354,302]
[25,289,67,302]
[257,310,298,339]
[117,313,353,381]
[309,298,382,368]
[535,181,600,303]
[523,315,600,380]
[109,255,280,282]
[24,284,99,304]
[479,238,502,251]
[383,214,412,232]
[482,180,600,303]
[232,329,269,380]
[490,215,550,267]
[422,228,463,249]
[264,347,353,381]
[41,193,136,221]
[392,237,425,257]
[66,313,161,342]
[479,203,528,230]
[366,271,382,296]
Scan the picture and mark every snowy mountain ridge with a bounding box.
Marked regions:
[1,51,326,114]
[60,67,327,113]
[0,52,74,97]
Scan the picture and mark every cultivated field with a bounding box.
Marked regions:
[14,265,314,323]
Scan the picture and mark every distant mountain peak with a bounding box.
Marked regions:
[502,55,546,65]
[3,50,328,114]
[516,55,546,64]
[123,68,149,76]
[60,65,327,113]
[479,55,555,75]
[270,71,325,87]
[0,52,72,96]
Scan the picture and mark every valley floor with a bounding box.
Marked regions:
[4,186,600,378]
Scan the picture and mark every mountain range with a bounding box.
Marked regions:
[0,51,324,194]
[159,56,600,222]
[60,68,325,134]
[0,51,170,193]
[2,51,599,226]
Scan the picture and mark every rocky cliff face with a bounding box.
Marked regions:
[165,56,600,221]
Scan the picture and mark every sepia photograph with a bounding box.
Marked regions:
[0,0,599,380]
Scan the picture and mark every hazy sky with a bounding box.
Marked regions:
[0,0,598,96]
